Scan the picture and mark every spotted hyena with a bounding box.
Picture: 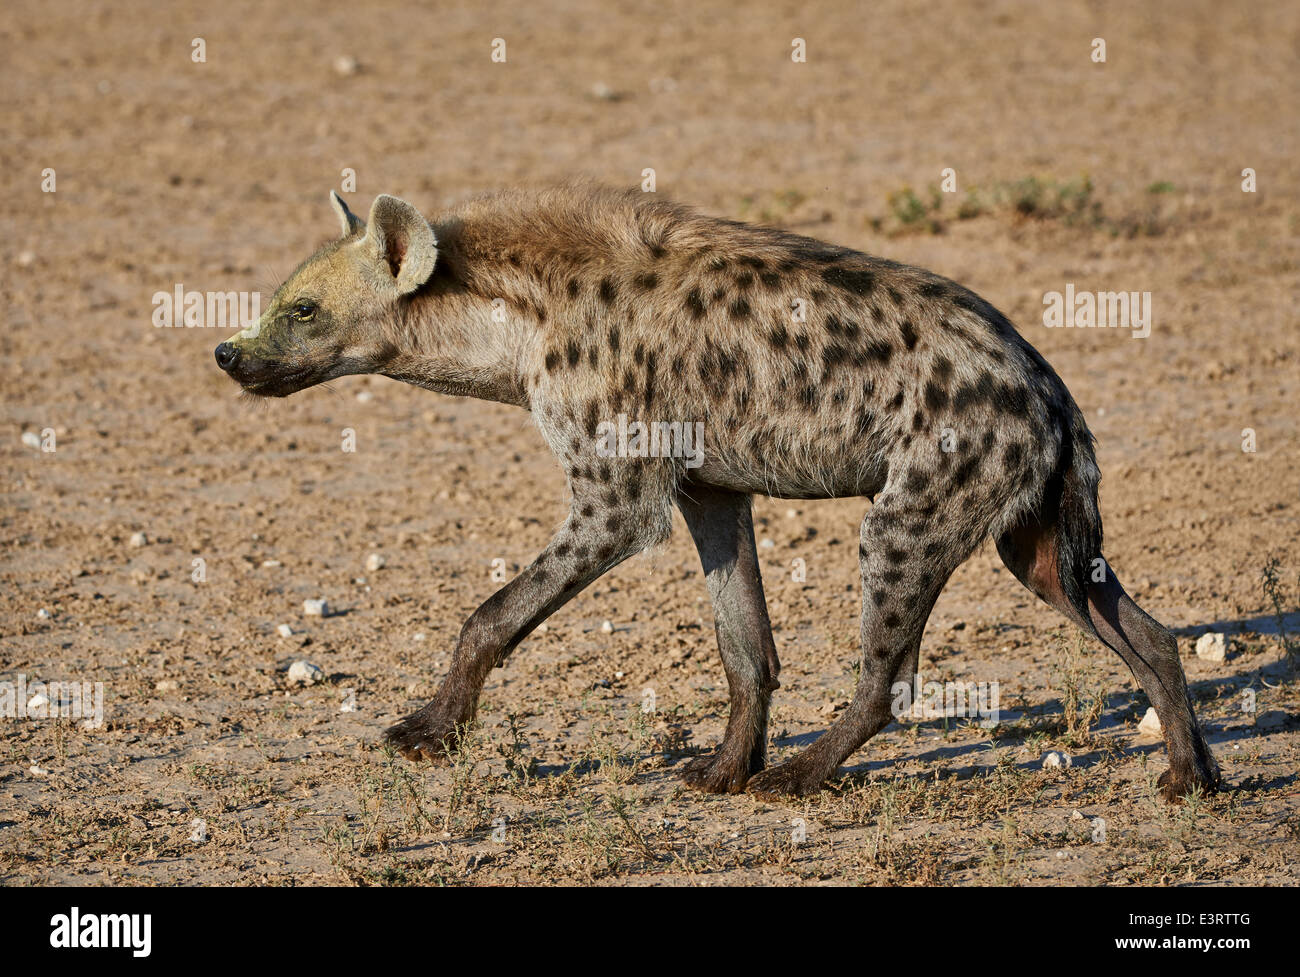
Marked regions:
[215,185,1219,801]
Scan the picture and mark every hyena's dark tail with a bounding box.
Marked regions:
[1053,413,1104,632]
[995,405,1103,637]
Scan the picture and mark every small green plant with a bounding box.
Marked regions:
[1261,557,1298,668]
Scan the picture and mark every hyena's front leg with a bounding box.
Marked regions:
[385,488,666,763]
[677,485,781,794]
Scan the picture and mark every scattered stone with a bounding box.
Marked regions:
[413,632,426,642]
[1070,809,1085,821]
[262,559,282,568]
[365,553,385,572]
[128,531,148,548]
[600,620,614,633]
[16,250,35,268]
[759,538,775,549]
[614,670,624,679]
[590,81,619,100]
[302,598,329,617]
[21,431,42,449]
[29,764,49,777]
[785,508,798,519]
[1195,632,1227,663]
[154,679,179,693]
[535,622,548,633]
[276,624,293,638]
[356,390,374,403]
[288,660,325,685]
[1138,707,1162,736]
[1043,751,1072,769]
[333,55,360,76]
[36,608,51,620]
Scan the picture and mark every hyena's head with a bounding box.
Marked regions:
[215,192,437,397]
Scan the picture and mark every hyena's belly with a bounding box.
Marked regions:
[692,409,891,500]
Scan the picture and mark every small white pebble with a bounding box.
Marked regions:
[21,430,42,448]
[535,622,548,633]
[1138,707,1162,736]
[154,679,179,693]
[333,55,360,76]
[288,660,325,685]
[1043,751,1072,769]
[262,559,282,568]
[29,764,49,776]
[129,531,148,548]
[614,670,624,679]
[36,608,51,620]
[365,553,385,572]
[413,632,426,642]
[276,624,293,638]
[356,390,374,403]
[785,508,798,519]
[302,598,329,617]
[1195,632,1227,663]
[16,250,35,268]
[600,620,614,633]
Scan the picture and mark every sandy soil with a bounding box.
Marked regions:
[1,0,1297,885]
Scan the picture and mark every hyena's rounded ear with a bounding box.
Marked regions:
[362,194,438,296]
[330,190,365,238]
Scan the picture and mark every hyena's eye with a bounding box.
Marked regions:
[289,301,317,321]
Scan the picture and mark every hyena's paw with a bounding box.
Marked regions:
[680,750,759,795]
[1157,763,1220,804]
[383,704,470,764]
[746,758,828,800]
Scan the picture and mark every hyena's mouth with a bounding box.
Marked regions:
[215,343,319,397]
[239,367,317,398]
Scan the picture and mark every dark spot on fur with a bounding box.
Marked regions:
[821,266,876,295]
[566,341,581,367]
[904,469,929,493]
[635,272,659,291]
[767,323,789,349]
[544,351,560,373]
[864,339,893,364]
[924,381,949,411]
[685,288,706,320]
[608,325,621,354]
[599,278,618,304]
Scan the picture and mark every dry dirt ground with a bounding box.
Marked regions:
[1,0,1298,886]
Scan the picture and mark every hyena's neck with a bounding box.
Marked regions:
[380,221,543,409]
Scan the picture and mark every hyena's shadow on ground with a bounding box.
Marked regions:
[769,664,1296,792]
[1170,611,1300,638]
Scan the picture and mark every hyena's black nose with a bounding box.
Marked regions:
[214,342,240,372]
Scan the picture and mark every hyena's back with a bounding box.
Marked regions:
[468,186,1095,542]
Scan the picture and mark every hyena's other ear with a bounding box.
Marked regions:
[330,190,365,238]
[363,194,438,296]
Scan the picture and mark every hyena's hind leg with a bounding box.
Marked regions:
[676,485,781,793]
[996,515,1220,801]
[748,495,981,798]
